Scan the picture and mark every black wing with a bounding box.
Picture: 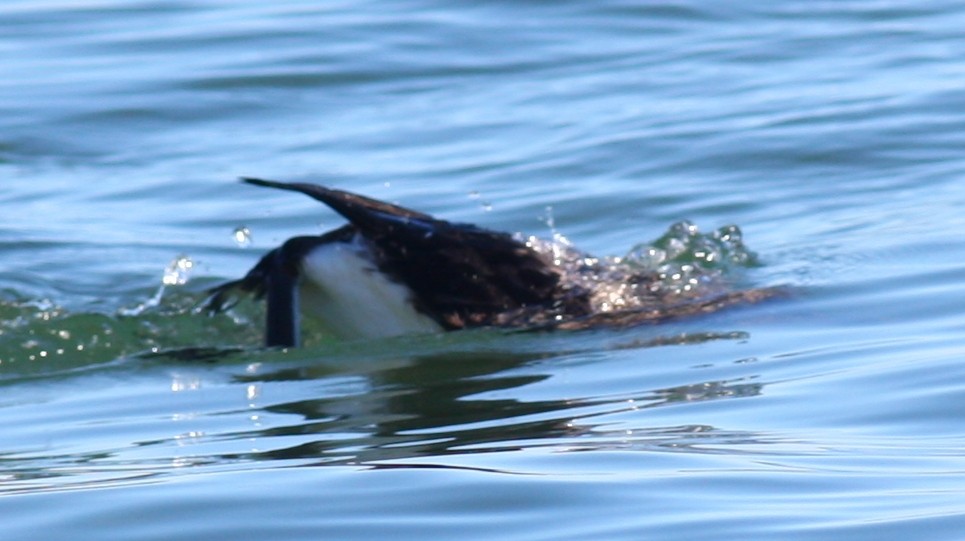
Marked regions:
[240,178,583,328]
[205,228,356,347]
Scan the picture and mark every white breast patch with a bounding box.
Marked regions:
[297,237,443,340]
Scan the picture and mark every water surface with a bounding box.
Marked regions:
[3,1,965,539]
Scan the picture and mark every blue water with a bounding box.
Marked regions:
[4,1,965,539]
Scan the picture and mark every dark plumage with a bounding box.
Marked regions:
[207,178,778,347]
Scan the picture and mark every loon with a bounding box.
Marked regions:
[207,178,773,347]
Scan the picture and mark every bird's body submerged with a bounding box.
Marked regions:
[207,178,776,347]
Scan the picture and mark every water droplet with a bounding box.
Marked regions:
[232,226,252,248]
[163,255,194,286]
[540,206,556,231]
[466,191,493,211]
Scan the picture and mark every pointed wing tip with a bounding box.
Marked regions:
[239,177,336,196]
[240,176,284,188]
[237,176,435,227]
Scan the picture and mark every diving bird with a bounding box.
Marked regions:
[206,178,774,347]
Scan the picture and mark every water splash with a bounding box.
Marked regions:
[532,205,577,267]
[627,221,756,270]
[119,255,195,317]
[162,255,194,286]
[524,221,760,314]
